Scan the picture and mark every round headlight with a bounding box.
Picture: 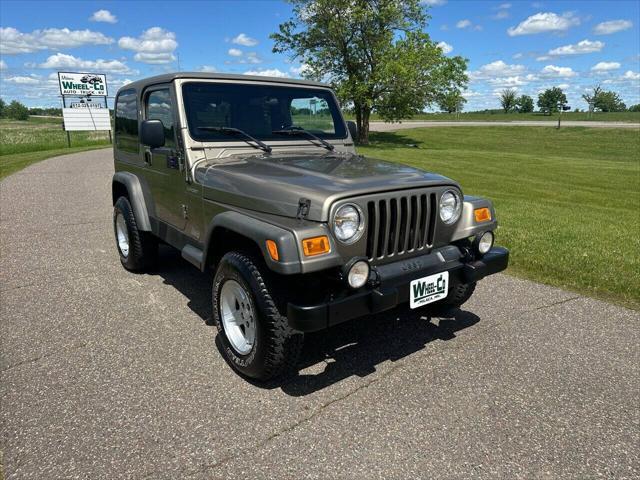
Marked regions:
[347,260,370,289]
[439,190,462,225]
[333,204,365,244]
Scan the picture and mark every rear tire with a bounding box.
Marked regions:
[212,251,303,381]
[113,196,157,271]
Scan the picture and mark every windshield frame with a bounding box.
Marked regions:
[181,80,348,144]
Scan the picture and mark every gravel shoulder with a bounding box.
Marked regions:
[369,120,640,131]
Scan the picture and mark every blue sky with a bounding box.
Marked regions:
[1,0,638,111]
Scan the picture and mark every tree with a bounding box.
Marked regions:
[5,100,29,120]
[438,89,466,114]
[271,0,468,143]
[628,104,640,112]
[0,98,6,118]
[516,95,534,113]
[499,88,518,113]
[593,90,626,112]
[537,87,567,115]
[582,85,602,117]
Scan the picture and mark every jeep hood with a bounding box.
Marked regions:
[195,152,458,222]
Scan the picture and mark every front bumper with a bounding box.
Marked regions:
[287,246,509,332]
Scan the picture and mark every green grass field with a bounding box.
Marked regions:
[347,111,640,123]
[0,116,111,179]
[358,127,640,309]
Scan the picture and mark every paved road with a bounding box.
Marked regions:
[369,120,640,131]
[1,149,638,479]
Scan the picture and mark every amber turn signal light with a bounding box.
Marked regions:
[474,207,492,223]
[302,236,330,256]
[266,240,279,261]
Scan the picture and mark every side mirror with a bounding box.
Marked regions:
[140,119,165,149]
[346,121,358,142]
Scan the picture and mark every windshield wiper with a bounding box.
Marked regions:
[272,125,335,151]
[197,126,272,154]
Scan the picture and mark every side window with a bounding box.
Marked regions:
[146,89,175,148]
[114,89,139,154]
[290,97,335,134]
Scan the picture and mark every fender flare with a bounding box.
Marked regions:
[112,172,153,232]
[203,211,302,275]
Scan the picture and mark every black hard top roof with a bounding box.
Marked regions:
[119,72,329,94]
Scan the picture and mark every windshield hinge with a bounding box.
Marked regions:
[296,198,311,220]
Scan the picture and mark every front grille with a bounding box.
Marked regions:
[366,192,437,261]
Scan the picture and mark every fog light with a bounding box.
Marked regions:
[347,260,370,289]
[475,231,494,255]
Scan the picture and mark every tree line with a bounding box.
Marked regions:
[0,99,62,120]
[495,86,638,115]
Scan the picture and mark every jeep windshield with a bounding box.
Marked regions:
[182,82,347,143]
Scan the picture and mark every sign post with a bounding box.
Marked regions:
[58,72,111,146]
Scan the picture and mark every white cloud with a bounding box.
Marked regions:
[232,33,258,47]
[470,60,526,79]
[38,53,133,73]
[540,65,577,78]
[198,65,217,72]
[548,39,604,56]
[623,70,640,80]
[593,19,633,35]
[134,53,175,64]
[118,27,177,64]
[0,60,6,70]
[507,12,580,36]
[225,50,261,64]
[492,10,509,20]
[4,75,40,85]
[421,0,447,5]
[591,62,621,72]
[498,3,511,8]
[244,68,288,78]
[488,76,528,87]
[436,41,453,54]
[512,52,523,59]
[89,9,117,23]
[289,64,310,76]
[456,19,472,29]
[0,27,114,54]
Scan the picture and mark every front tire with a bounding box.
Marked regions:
[435,281,476,311]
[212,251,303,380]
[113,196,157,271]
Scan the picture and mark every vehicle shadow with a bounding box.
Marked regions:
[151,247,481,396]
[275,307,479,396]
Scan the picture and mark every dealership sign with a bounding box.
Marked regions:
[58,72,107,97]
[59,71,111,132]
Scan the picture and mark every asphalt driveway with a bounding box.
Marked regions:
[1,149,638,479]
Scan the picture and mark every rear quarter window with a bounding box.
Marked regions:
[115,89,139,154]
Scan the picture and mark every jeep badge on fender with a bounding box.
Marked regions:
[111,72,509,381]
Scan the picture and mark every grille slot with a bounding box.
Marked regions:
[366,191,437,261]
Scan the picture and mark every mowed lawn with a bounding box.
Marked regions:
[358,127,640,309]
[0,117,111,179]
